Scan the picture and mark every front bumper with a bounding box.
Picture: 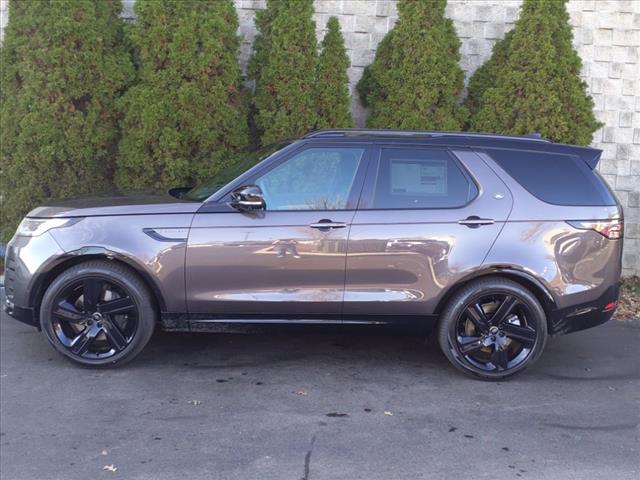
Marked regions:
[3,232,65,329]
[3,301,38,328]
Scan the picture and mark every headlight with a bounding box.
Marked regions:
[15,217,80,237]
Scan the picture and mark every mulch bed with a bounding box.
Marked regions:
[616,276,639,320]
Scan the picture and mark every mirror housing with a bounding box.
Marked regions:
[168,186,193,199]
[230,185,265,211]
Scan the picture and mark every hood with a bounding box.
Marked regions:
[27,191,201,218]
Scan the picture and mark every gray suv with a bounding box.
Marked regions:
[3,130,623,379]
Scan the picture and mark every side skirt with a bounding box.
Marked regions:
[160,312,438,334]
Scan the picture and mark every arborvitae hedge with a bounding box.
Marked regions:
[315,17,353,129]
[253,0,317,145]
[247,0,280,87]
[357,0,467,130]
[468,0,601,145]
[116,0,247,191]
[463,30,513,118]
[0,0,133,242]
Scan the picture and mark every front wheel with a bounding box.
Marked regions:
[40,260,156,367]
[437,278,548,380]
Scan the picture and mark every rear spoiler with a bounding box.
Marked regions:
[581,149,602,170]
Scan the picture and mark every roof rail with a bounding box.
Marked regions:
[303,129,551,143]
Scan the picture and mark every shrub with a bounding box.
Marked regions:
[116,0,247,191]
[357,0,467,130]
[463,30,513,118]
[247,0,280,87]
[314,17,353,129]
[0,0,133,242]
[468,0,601,145]
[253,0,317,145]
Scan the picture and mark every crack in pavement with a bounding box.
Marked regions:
[301,435,316,480]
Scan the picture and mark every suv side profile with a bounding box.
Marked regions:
[4,129,623,379]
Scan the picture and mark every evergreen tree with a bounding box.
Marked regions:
[468,0,601,145]
[116,0,247,191]
[314,17,354,129]
[0,0,133,242]
[463,30,513,118]
[247,0,280,87]
[357,0,467,130]
[253,0,317,145]
[357,31,394,109]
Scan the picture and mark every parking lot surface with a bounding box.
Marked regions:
[1,297,638,480]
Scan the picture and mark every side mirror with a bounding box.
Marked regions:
[168,186,193,199]
[230,185,265,211]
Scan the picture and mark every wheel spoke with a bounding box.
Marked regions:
[492,295,518,326]
[491,346,509,370]
[466,303,490,333]
[70,326,99,355]
[102,321,128,352]
[52,301,85,324]
[502,323,536,345]
[99,296,135,316]
[82,278,103,313]
[458,336,485,355]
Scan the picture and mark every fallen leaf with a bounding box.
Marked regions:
[608,386,617,391]
[384,411,393,416]
[188,400,202,406]
[295,390,308,396]
[103,464,117,473]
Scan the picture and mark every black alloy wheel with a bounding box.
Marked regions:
[50,277,138,359]
[41,261,156,367]
[438,278,548,379]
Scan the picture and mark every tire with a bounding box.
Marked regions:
[40,260,156,367]
[437,277,548,380]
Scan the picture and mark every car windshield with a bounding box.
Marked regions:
[183,142,290,202]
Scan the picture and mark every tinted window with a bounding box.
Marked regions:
[255,147,364,210]
[487,149,616,206]
[371,148,477,209]
[184,141,290,201]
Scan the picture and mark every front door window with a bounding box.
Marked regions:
[255,147,365,211]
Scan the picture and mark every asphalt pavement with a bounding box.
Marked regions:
[1,290,639,480]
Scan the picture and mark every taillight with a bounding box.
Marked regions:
[567,219,624,239]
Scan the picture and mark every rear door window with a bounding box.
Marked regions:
[370,148,477,209]
[487,149,616,206]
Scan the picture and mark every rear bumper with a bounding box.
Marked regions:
[549,284,619,335]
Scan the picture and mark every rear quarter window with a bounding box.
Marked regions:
[486,149,616,206]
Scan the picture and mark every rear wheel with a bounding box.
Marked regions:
[40,260,156,367]
[437,278,548,380]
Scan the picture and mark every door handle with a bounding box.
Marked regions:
[458,216,495,227]
[309,220,347,230]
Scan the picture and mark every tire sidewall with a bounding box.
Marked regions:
[40,262,156,367]
[438,279,548,380]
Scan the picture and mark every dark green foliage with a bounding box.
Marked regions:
[468,0,601,145]
[315,17,353,129]
[463,30,513,117]
[116,0,247,191]
[357,31,393,109]
[252,0,317,145]
[247,0,280,87]
[357,0,467,130]
[0,0,133,242]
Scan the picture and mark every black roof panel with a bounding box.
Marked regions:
[302,129,602,169]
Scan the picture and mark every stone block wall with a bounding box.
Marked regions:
[2,0,639,275]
